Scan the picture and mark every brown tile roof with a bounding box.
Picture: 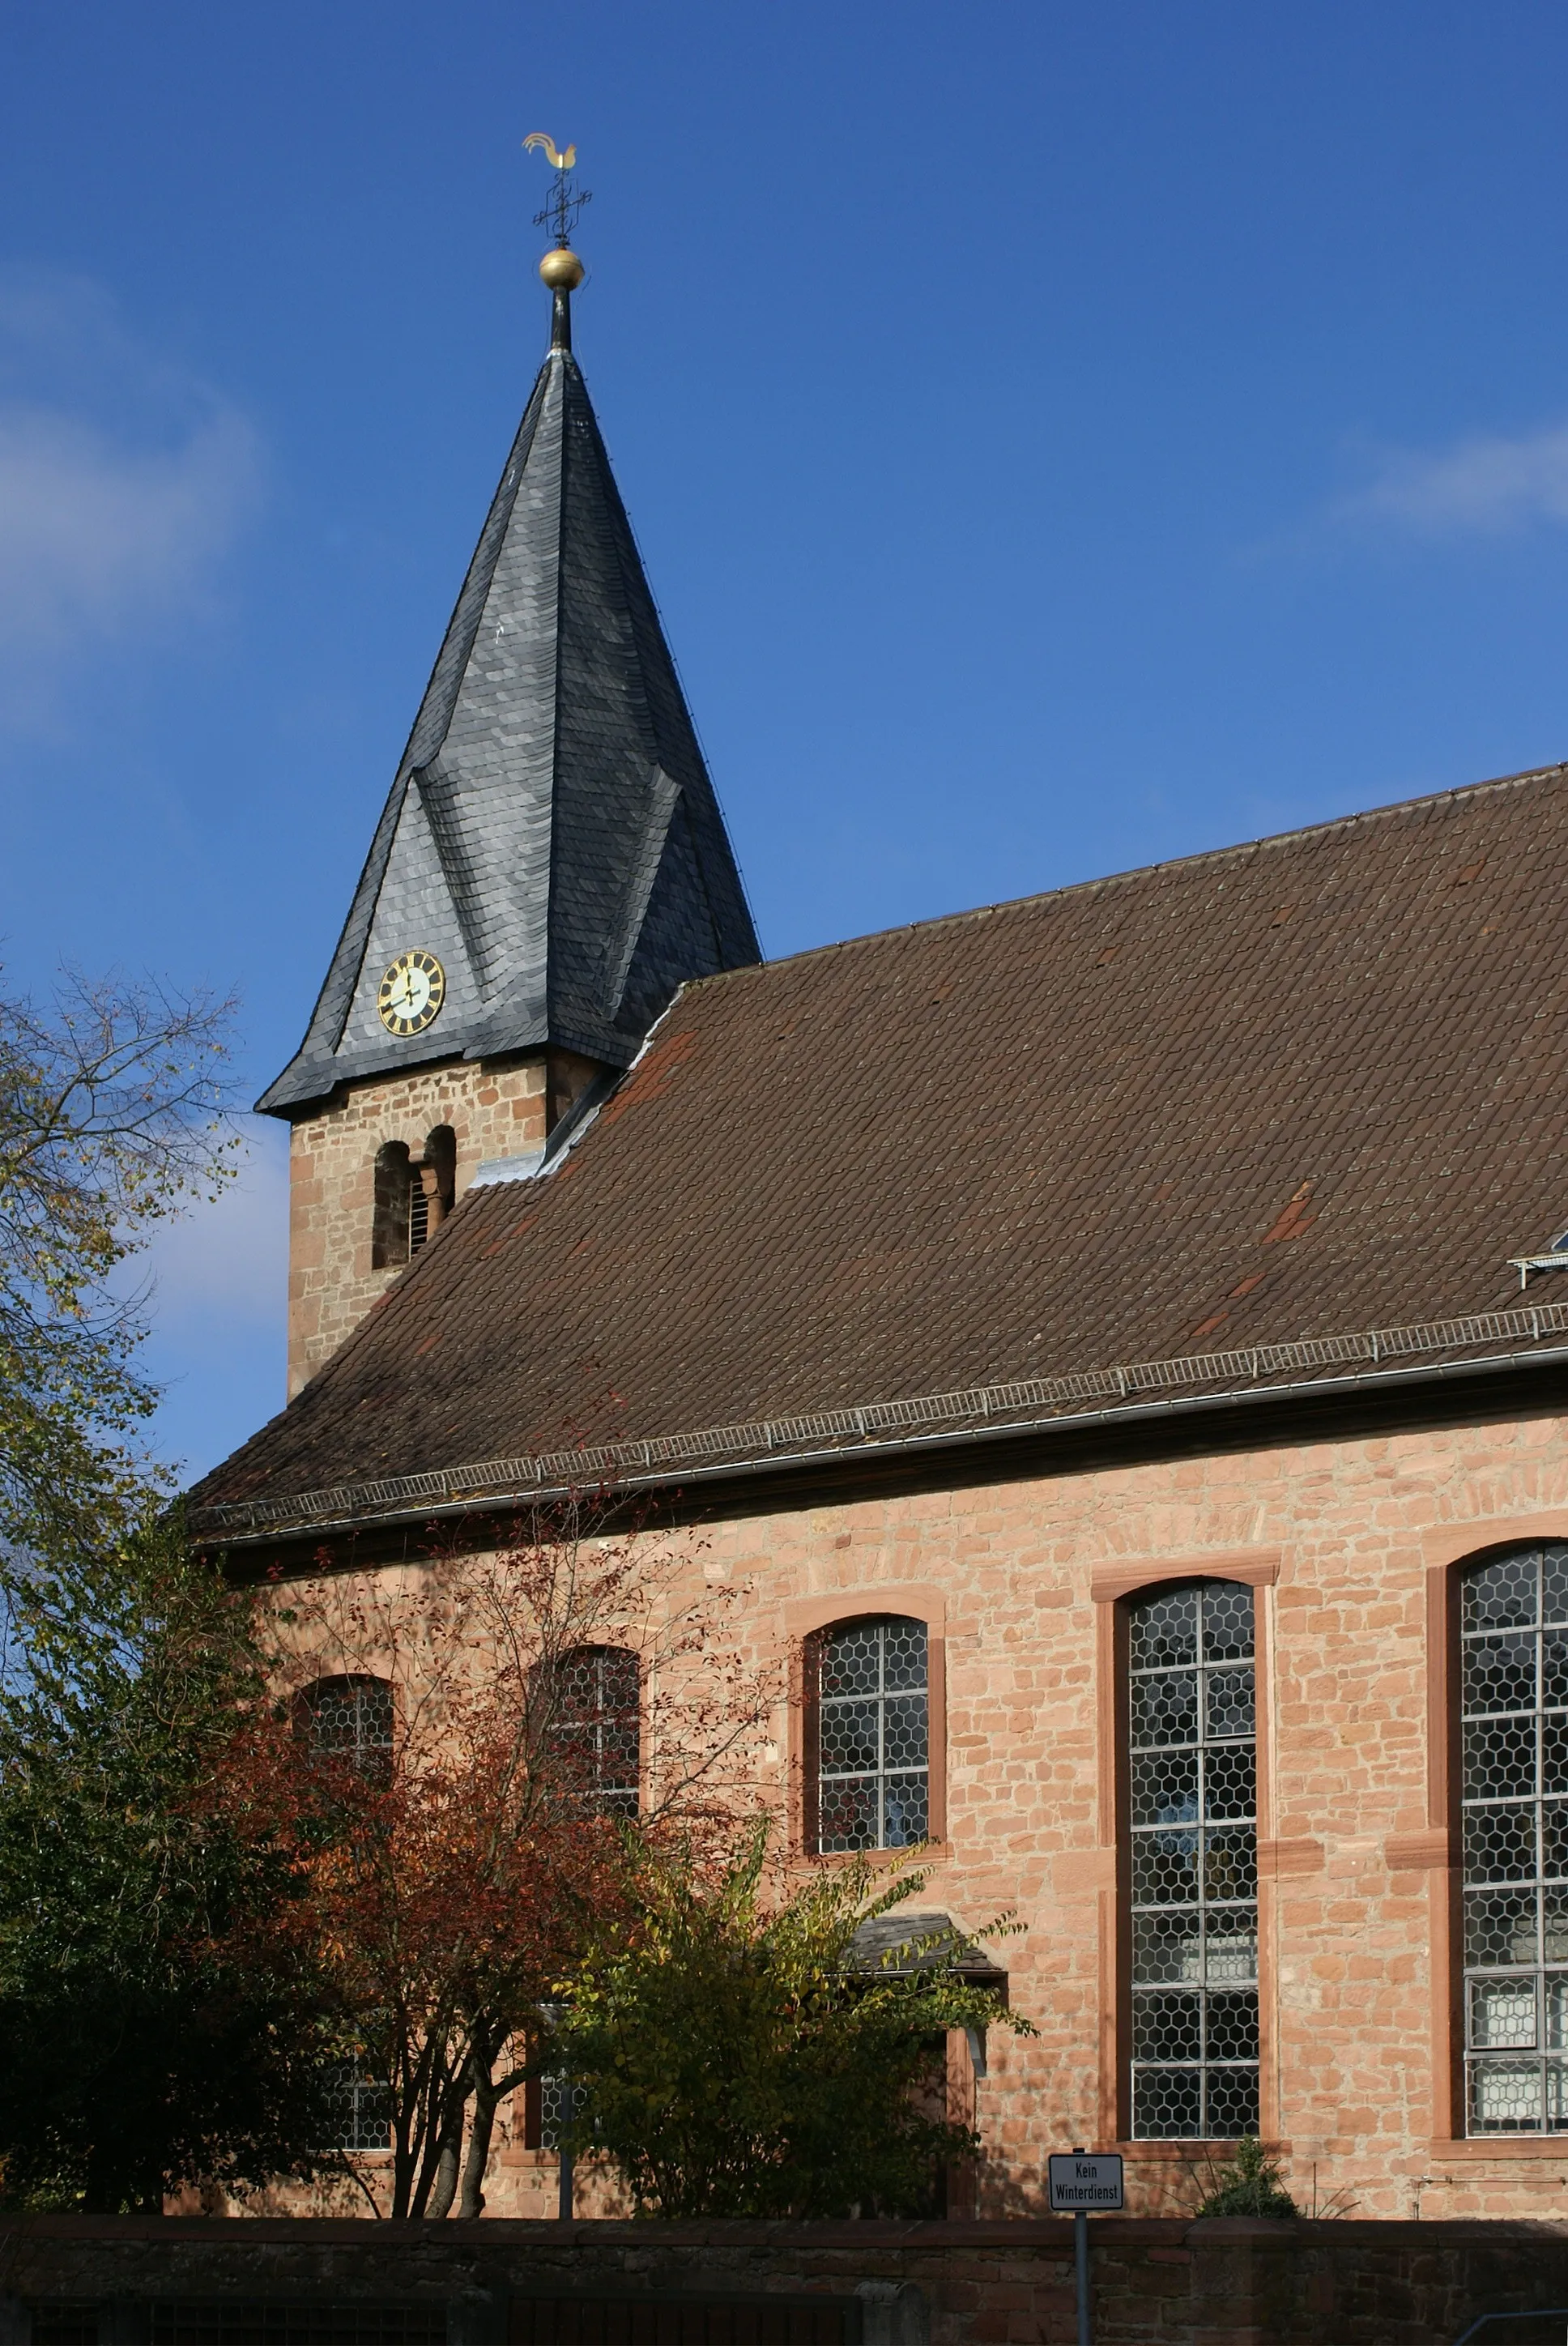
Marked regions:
[193,761,1568,1530]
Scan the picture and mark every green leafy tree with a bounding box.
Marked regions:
[0,965,341,2210]
[0,1520,344,2212]
[557,1825,1030,2218]
[0,965,237,1590]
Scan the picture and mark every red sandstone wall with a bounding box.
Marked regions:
[283,1057,549,1397]
[262,1408,1568,2223]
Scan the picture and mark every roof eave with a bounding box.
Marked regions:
[190,1337,1568,1549]
[253,1014,644,1118]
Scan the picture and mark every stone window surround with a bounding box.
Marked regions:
[1424,1512,1568,2149]
[1093,1555,1280,2148]
[782,1587,948,1858]
[296,1669,398,1768]
[1086,1516,1568,2157]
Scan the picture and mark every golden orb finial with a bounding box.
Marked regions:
[526,134,591,351]
[539,246,586,292]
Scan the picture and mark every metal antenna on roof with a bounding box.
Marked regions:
[525,134,590,352]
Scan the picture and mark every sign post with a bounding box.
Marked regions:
[1046,2151,1124,2346]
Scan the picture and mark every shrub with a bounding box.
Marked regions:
[1191,2135,1297,2218]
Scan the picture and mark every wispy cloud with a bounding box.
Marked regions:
[138,1117,289,1334]
[1335,418,1568,537]
[0,272,262,725]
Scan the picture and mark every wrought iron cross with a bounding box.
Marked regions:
[524,132,592,245]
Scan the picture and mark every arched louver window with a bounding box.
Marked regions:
[1461,1544,1568,2132]
[301,1674,394,1779]
[550,1645,641,1817]
[372,1129,456,1265]
[372,1142,412,1269]
[814,1615,929,1853]
[1127,1580,1259,2139]
[410,1124,456,1255]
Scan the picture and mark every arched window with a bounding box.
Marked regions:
[1461,1543,1568,2132]
[1126,1580,1258,2139]
[548,1645,640,1816]
[325,2064,392,2151]
[813,1615,929,1854]
[372,1142,412,1269]
[372,1128,456,1267]
[301,1674,394,1777]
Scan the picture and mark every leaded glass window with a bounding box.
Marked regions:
[324,2063,392,2150]
[815,1616,929,1853]
[535,2067,571,2151]
[1127,1580,1259,2139]
[1462,1544,1568,2132]
[549,1645,640,1816]
[303,1675,394,1777]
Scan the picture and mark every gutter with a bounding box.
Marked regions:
[198,1337,1568,1550]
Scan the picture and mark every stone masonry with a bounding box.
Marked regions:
[252,1401,1568,2224]
[283,1051,602,1398]
[11,2213,1568,2346]
[284,1056,548,1396]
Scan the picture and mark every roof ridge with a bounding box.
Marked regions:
[680,757,1568,998]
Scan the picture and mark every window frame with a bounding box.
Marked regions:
[323,2059,394,2153]
[297,1672,395,1779]
[807,1614,932,1856]
[543,1643,642,1818]
[372,1142,413,1269]
[1421,1519,1568,2149]
[1118,1576,1262,2143]
[1455,1538,1568,2135]
[786,1587,947,1859]
[1097,1555,1278,2148]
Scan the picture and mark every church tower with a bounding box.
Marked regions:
[259,164,760,1396]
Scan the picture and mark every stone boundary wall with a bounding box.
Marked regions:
[5,2217,1568,2346]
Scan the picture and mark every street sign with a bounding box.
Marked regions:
[1047,2151,1125,2213]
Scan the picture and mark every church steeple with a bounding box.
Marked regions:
[258,170,759,1119]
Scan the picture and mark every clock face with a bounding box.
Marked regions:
[377,949,446,1037]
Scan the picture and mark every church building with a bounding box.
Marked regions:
[193,199,1568,2223]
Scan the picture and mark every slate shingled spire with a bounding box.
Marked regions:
[258,274,760,1115]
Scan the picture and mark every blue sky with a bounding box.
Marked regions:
[5,0,1568,1480]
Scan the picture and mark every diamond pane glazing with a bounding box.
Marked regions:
[1128,1580,1257,2139]
[1132,2067,1203,2140]
[324,2065,391,2151]
[816,1617,928,1853]
[1133,1991,1201,2062]
[538,2070,568,2152]
[305,1676,393,1779]
[548,1646,640,1816]
[1205,2067,1261,2139]
[1463,1545,1568,2131]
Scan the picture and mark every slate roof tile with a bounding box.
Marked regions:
[198,761,1568,1518]
[258,343,758,1115]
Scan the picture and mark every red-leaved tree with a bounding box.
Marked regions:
[203,1498,773,2218]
